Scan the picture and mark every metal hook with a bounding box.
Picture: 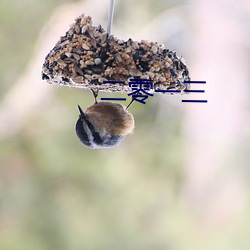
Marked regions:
[107,0,115,35]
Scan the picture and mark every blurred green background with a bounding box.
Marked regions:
[1,0,250,250]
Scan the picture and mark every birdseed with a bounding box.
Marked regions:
[42,14,190,94]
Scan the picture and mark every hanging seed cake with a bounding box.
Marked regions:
[42,14,190,94]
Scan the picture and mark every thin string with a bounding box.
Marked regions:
[107,0,115,34]
[126,97,135,110]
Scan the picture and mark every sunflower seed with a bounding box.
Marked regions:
[141,74,150,79]
[151,45,158,54]
[146,72,154,78]
[65,52,72,58]
[74,66,83,75]
[129,68,142,76]
[92,74,101,79]
[82,43,90,50]
[141,40,150,47]
[98,77,108,83]
[85,60,94,65]
[63,58,75,64]
[75,24,80,34]
[72,76,84,83]
[72,53,80,60]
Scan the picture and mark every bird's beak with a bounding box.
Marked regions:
[77,105,86,119]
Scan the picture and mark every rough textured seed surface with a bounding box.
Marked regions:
[42,14,190,94]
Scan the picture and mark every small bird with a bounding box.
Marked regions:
[75,90,135,149]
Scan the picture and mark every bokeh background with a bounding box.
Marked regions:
[1,0,250,249]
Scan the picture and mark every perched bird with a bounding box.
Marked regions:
[75,90,135,149]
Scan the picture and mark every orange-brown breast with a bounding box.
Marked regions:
[86,102,134,135]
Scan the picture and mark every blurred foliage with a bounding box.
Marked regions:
[0,0,72,98]
[0,1,187,249]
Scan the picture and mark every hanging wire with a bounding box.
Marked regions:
[107,0,115,34]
